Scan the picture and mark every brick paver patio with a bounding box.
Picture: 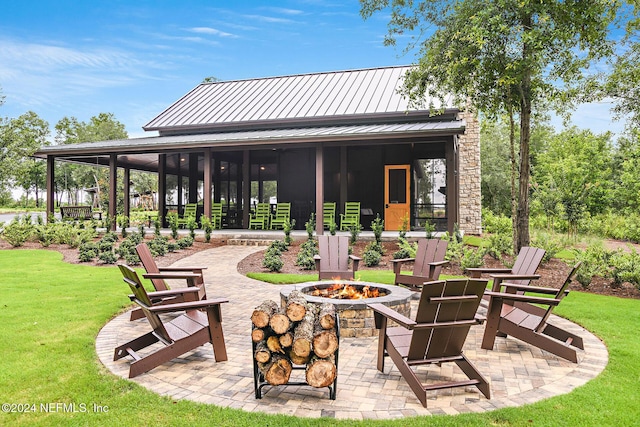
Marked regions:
[96,245,608,420]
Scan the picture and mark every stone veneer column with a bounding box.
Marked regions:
[457,110,482,235]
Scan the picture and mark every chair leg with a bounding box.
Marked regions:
[455,355,491,399]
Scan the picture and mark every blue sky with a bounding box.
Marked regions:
[0,1,626,139]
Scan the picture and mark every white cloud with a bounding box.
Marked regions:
[189,27,238,38]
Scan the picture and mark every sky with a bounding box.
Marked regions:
[0,0,627,140]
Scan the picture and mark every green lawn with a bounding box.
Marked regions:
[1,249,639,426]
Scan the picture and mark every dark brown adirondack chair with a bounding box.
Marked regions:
[368,278,491,407]
[129,243,207,320]
[314,235,361,280]
[115,265,228,378]
[391,239,449,291]
[466,246,546,292]
[481,262,584,363]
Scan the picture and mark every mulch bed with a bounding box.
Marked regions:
[2,236,639,300]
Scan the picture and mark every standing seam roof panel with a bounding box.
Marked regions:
[243,75,290,121]
[217,79,267,123]
[190,81,240,124]
[179,84,223,126]
[279,73,326,118]
[334,71,369,115]
[224,78,274,122]
[300,72,342,117]
[309,72,350,117]
[268,75,317,119]
[255,75,301,121]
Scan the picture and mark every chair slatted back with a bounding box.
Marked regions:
[274,203,290,218]
[211,202,223,227]
[317,235,350,274]
[117,264,172,343]
[135,243,168,291]
[409,279,487,360]
[535,262,581,332]
[343,202,360,219]
[414,239,448,279]
[184,203,197,217]
[510,247,546,286]
[323,202,336,223]
[255,203,270,217]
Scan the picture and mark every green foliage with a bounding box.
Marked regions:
[328,220,337,235]
[200,217,212,242]
[485,232,514,260]
[147,236,168,256]
[363,249,382,267]
[443,232,464,264]
[262,253,284,272]
[424,220,436,239]
[177,236,194,249]
[394,237,417,259]
[531,231,566,264]
[371,214,384,245]
[572,244,613,288]
[460,246,486,271]
[98,249,117,264]
[365,240,384,256]
[1,217,33,246]
[154,215,162,236]
[305,213,316,240]
[398,214,409,239]
[348,224,362,245]
[117,215,129,238]
[187,216,198,239]
[167,212,179,239]
[482,208,512,235]
[610,249,640,289]
[282,218,295,245]
[296,239,318,270]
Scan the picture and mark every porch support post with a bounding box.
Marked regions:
[158,154,166,226]
[189,152,199,203]
[315,145,324,236]
[214,158,221,202]
[242,150,250,228]
[46,156,55,222]
[340,146,347,216]
[446,137,458,233]
[123,167,130,221]
[203,148,212,220]
[109,154,117,231]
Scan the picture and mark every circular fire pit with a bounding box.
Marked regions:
[280,282,413,338]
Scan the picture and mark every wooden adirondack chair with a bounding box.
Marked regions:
[211,202,223,229]
[115,265,228,378]
[270,202,291,230]
[130,243,207,320]
[368,278,491,407]
[339,202,360,231]
[249,203,270,229]
[392,239,449,291]
[314,235,361,280]
[482,262,584,362]
[323,202,336,229]
[466,246,546,292]
[176,203,198,228]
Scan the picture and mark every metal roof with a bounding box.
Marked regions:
[35,121,465,159]
[144,66,456,132]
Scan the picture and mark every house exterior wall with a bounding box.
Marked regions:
[457,110,482,235]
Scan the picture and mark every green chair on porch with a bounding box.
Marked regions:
[211,202,223,229]
[270,203,291,230]
[176,203,198,228]
[339,202,360,231]
[323,202,336,229]
[249,203,270,229]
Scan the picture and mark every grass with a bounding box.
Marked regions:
[1,249,639,425]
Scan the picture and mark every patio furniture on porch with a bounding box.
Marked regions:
[115,264,228,378]
[466,246,546,292]
[176,203,198,228]
[60,205,102,220]
[211,202,223,229]
[249,203,270,230]
[314,235,361,280]
[391,238,449,291]
[339,201,360,231]
[323,202,336,229]
[482,262,584,363]
[270,202,291,230]
[368,278,491,407]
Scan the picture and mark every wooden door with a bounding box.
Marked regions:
[384,164,410,231]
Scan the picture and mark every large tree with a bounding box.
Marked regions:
[361,0,619,250]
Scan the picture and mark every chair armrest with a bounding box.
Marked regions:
[466,267,512,278]
[498,282,557,294]
[158,266,207,272]
[413,319,479,330]
[391,258,414,274]
[391,257,415,264]
[490,274,540,291]
[349,254,361,261]
[368,303,416,329]
[484,291,561,306]
[142,272,201,280]
[429,260,450,267]
[147,298,229,314]
[143,287,202,298]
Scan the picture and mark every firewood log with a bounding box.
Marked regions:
[285,290,308,321]
[251,328,266,343]
[266,335,285,354]
[288,348,310,366]
[269,309,291,335]
[305,355,337,388]
[279,331,294,348]
[254,341,271,364]
[292,304,316,358]
[258,353,292,386]
[251,300,279,328]
[312,328,339,359]
[317,303,336,330]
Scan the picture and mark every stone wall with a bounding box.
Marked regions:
[457,110,482,235]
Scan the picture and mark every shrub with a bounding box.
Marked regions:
[371,214,384,245]
[610,249,640,289]
[98,250,118,264]
[363,249,381,267]
[269,240,288,253]
[78,249,97,262]
[394,237,417,259]
[296,239,318,270]
[460,246,486,271]
[482,208,512,235]
[328,221,337,236]
[485,232,513,260]
[424,220,436,239]
[1,218,33,247]
[305,213,316,240]
[531,231,566,263]
[283,218,295,246]
[201,217,213,243]
[572,244,614,288]
[365,241,384,255]
[187,217,198,239]
[148,236,168,256]
[167,212,179,239]
[399,214,409,239]
[348,224,362,245]
[154,216,162,236]
[177,236,194,249]
[262,253,284,272]
[443,232,464,264]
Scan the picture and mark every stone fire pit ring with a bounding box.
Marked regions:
[280,282,414,337]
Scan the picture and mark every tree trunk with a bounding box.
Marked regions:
[509,105,518,254]
[285,290,308,321]
[251,300,279,328]
[258,353,292,386]
[305,355,337,388]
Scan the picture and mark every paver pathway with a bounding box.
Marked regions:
[96,245,608,420]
